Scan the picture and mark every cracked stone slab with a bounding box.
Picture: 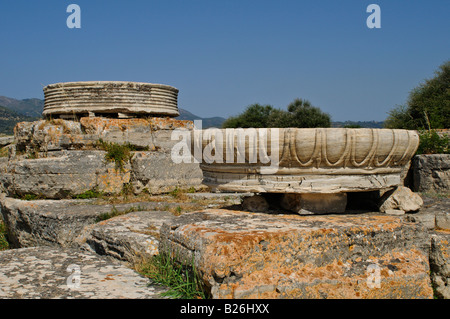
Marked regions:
[0,246,167,299]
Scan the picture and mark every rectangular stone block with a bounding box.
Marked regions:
[160,209,433,299]
[131,151,203,195]
[413,154,450,193]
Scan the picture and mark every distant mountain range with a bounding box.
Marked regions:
[0,95,226,134]
[176,108,226,128]
[0,96,44,118]
[0,95,384,135]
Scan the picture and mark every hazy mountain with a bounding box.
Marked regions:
[0,96,44,118]
[176,108,226,128]
[0,95,227,131]
[0,105,36,135]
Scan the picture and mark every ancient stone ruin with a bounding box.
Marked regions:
[0,81,202,199]
[0,81,449,299]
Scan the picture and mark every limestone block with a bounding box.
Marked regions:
[13,117,193,154]
[160,209,433,299]
[413,154,450,194]
[0,196,104,248]
[3,150,129,198]
[436,213,450,231]
[130,151,203,195]
[379,186,423,213]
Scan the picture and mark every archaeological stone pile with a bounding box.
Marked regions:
[0,81,449,299]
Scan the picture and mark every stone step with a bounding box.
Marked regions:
[0,246,167,299]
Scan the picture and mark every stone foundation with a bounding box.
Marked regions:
[1,117,202,198]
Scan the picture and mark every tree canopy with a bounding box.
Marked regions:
[222,99,331,128]
[385,61,450,130]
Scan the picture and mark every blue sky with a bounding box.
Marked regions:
[0,0,448,121]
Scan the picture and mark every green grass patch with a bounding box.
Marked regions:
[19,193,42,201]
[0,220,10,251]
[96,139,137,172]
[0,147,8,158]
[95,204,145,222]
[74,188,104,199]
[138,252,209,299]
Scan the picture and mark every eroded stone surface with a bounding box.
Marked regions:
[160,209,433,299]
[430,232,450,299]
[0,246,167,299]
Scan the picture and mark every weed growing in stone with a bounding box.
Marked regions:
[96,139,136,172]
[0,220,9,251]
[0,147,8,158]
[74,188,104,199]
[137,252,209,299]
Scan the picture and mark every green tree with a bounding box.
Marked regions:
[385,61,450,130]
[222,99,331,128]
[280,98,331,128]
[222,104,275,128]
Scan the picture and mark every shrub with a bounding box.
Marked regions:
[417,130,450,154]
[385,61,450,130]
[0,220,9,251]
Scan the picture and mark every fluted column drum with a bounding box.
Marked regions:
[43,81,179,118]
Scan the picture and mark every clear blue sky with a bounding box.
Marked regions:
[0,0,448,121]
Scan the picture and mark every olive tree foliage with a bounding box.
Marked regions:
[384,61,450,130]
[222,99,331,128]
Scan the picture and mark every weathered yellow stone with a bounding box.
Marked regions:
[160,209,433,299]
